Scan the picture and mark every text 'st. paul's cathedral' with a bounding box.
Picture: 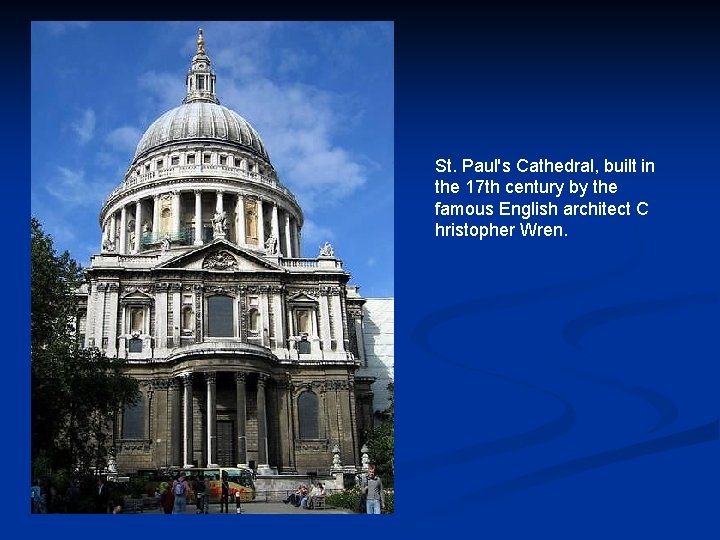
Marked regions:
[80,31,383,475]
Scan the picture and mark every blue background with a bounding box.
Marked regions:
[10,5,719,538]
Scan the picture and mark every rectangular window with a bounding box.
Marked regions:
[171,156,179,166]
[129,337,143,352]
[122,400,145,439]
[157,159,164,169]
[219,156,227,165]
[207,295,234,337]
[130,308,144,333]
[187,154,196,165]
[145,164,150,172]
[203,154,211,164]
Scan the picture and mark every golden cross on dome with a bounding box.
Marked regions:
[197,28,205,54]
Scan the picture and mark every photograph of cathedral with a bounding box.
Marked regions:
[33,22,393,479]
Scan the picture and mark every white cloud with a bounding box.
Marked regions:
[106,126,143,155]
[71,108,96,144]
[302,220,334,246]
[42,21,91,35]
[219,76,366,209]
[45,166,113,207]
[138,71,185,113]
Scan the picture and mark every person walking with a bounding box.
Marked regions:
[220,473,230,513]
[363,463,384,514]
[171,474,189,514]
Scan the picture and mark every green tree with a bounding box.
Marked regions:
[365,382,394,486]
[31,217,139,477]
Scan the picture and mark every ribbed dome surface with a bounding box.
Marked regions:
[134,102,268,160]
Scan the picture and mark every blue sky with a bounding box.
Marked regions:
[31,21,394,297]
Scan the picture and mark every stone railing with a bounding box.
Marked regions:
[281,258,344,270]
[104,164,298,205]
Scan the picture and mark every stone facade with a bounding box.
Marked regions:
[77,30,386,475]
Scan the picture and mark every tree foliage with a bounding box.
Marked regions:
[31,218,139,477]
[364,382,394,486]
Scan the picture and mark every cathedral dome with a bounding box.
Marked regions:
[134,102,269,160]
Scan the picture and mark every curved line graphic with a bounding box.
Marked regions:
[406,246,643,470]
[560,367,678,434]
[441,420,718,509]
[413,246,643,354]
[562,291,720,350]
[401,385,575,476]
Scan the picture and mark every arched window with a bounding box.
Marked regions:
[298,391,319,439]
[248,309,260,334]
[122,399,145,439]
[160,208,171,233]
[182,306,194,334]
[207,295,234,337]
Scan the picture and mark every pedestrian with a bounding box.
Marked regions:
[160,481,174,514]
[94,478,109,514]
[171,473,189,514]
[363,462,384,514]
[221,473,230,513]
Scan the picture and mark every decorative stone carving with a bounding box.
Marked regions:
[202,251,238,270]
[212,210,227,236]
[160,233,171,252]
[264,233,279,255]
[319,241,335,258]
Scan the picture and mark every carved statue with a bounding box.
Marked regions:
[265,233,279,255]
[160,233,171,252]
[212,210,227,234]
[319,241,335,258]
[102,237,116,252]
[129,231,137,252]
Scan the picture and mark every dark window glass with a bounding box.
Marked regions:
[123,400,144,439]
[207,295,233,337]
[298,392,319,439]
[298,340,311,354]
[129,337,143,352]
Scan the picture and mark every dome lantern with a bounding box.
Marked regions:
[183,28,218,105]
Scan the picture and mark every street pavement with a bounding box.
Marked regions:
[144,501,354,515]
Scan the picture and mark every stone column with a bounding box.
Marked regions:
[169,378,182,467]
[284,212,292,257]
[110,213,117,251]
[257,199,265,248]
[101,222,109,252]
[194,190,203,245]
[153,195,160,237]
[235,371,248,467]
[331,291,345,352]
[182,373,194,467]
[257,374,269,468]
[133,200,142,253]
[293,220,301,257]
[106,283,119,356]
[205,371,218,467]
[119,206,127,255]
[93,283,107,350]
[236,194,245,246]
[156,284,168,352]
[271,204,280,247]
[172,190,181,235]
[319,293,332,351]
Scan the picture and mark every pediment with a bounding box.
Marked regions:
[288,292,319,303]
[154,240,284,273]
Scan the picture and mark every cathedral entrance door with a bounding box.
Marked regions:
[216,420,235,466]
